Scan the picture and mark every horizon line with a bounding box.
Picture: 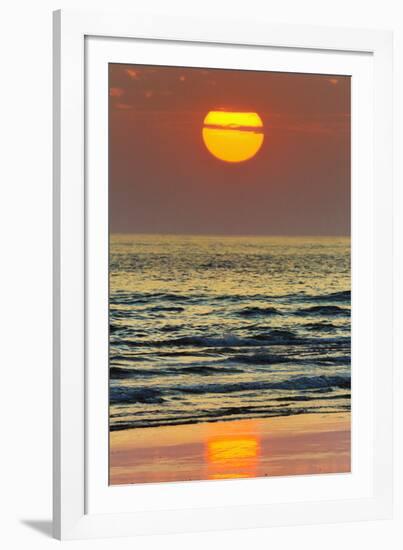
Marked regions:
[109,231,351,238]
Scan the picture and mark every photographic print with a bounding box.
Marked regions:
[108,64,351,485]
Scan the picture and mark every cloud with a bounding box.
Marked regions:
[115,103,133,110]
[109,87,124,98]
[125,68,140,80]
[265,113,349,136]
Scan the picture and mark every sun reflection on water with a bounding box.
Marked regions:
[206,434,261,480]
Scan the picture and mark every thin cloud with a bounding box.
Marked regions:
[125,68,140,80]
[115,103,133,110]
[265,113,350,135]
[110,87,124,98]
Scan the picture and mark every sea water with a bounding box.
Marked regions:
[109,235,350,431]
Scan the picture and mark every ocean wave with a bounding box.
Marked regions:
[114,334,256,348]
[110,386,165,404]
[316,355,351,365]
[110,363,243,379]
[237,306,282,317]
[228,351,350,367]
[110,402,351,430]
[109,353,152,362]
[170,374,351,396]
[110,375,350,406]
[110,366,135,379]
[176,365,242,375]
[110,366,175,378]
[112,331,350,350]
[159,324,186,332]
[110,289,350,309]
[273,393,351,402]
[228,353,294,365]
[303,322,337,332]
[294,305,350,316]
[306,290,350,302]
[110,291,197,305]
[149,305,185,313]
[250,329,299,343]
[285,290,350,304]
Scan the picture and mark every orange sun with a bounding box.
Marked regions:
[202,110,264,163]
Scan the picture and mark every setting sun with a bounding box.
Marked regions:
[202,110,264,163]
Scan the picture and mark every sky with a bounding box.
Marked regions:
[109,64,350,236]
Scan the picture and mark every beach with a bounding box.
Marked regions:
[110,411,350,485]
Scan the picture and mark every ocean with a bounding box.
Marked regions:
[109,234,351,431]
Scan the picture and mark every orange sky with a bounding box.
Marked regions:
[109,64,350,236]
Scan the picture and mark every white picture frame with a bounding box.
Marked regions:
[53,9,393,540]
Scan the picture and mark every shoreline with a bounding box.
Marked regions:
[110,411,350,485]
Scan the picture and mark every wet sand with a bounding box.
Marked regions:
[110,412,350,485]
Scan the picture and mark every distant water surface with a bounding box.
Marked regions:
[109,235,351,431]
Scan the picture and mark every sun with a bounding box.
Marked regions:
[202,111,264,163]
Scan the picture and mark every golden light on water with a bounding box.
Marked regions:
[206,435,261,479]
[202,111,264,163]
